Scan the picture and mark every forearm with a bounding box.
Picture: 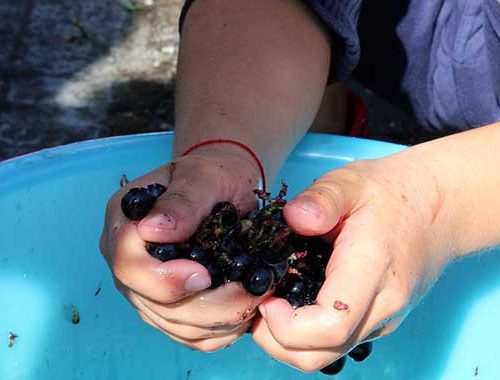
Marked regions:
[174,0,331,182]
[390,122,500,258]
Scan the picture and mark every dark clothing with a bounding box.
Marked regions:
[180,0,500,135]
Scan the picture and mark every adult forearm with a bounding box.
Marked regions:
[174,0,331,182]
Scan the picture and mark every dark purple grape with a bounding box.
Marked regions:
[288,234,309,252]
[274,273,299,296]
[286,293,306,309]
[211,201,238,227]
[308,236,331,253]
[320,356,346,375]
[268,260,288,283]
[211,201,234,215]
[221,237,244,255]
[289,280,307,296]
[270,209,284,223]
[146,183,167,198]
[221,212,238,228]
[121,187,155,220]
[225,254,253,282]
[245,209,260,221]
[207,263,225,289]
[281,276,319,308]
[243,265,274,296]
[348,341,373,362]
[187,246,211,264]
[146,242,183,262]
[303,278,321,305]
[260,248,286,265]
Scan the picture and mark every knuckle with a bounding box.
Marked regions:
[370,318,401,339]
[274,334,296,350]
[176,328,216,341]
[191,339,226,353]
[378,324,397,337]
[295,362,319,373]
[325,327,351,347]
[293,355,329,373]
[382,320,401,336]
[309,181,345,208]
[330,162,366,185]
[385,288,410,317]
[99,233,108,255]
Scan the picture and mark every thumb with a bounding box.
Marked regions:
[283,168,362,236]
[137,158,222,243]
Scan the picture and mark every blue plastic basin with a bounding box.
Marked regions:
[1,132,500,379]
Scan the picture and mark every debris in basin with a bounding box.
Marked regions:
[120,174,130,187]
[333,300,349,311]
[71,306,81,325]
[8,332,18,348]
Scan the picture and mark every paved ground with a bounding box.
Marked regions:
[0,0,181,161]
[0,0,420,161]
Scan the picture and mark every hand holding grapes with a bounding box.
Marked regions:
[252,154,453,372]
[100,147,268,352]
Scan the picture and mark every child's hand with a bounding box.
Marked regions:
[100,149,266,351]
[252,156,453,371]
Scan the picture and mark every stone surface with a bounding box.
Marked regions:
[0,0,419,162]
[0,0,181,161]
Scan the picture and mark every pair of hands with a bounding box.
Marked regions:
[100,147,451,372]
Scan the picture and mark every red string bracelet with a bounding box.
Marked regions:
[180,139,267,196]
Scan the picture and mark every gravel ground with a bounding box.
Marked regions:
[0,0,420,162]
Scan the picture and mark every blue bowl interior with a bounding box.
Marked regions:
[1,132,500,380]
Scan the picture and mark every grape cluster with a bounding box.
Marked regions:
[121,182,373,375]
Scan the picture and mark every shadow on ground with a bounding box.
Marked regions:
[0,0,181,161]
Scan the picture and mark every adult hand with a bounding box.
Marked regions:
[252,155,452,371]
[100,147,268,352]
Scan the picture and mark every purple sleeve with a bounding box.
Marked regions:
[427,0,500,130]
[179,0,196,33]
[302,1,362,81]
[179,0,363,82]
[485,0,500,105]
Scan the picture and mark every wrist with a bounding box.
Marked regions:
[389,127,500,260]
[380,151,458,263]
[173,143,264,200]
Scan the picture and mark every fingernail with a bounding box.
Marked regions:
[288,199,321,217]
[185,273,211,293]
[259,305,268,320]
[140,213,177,231]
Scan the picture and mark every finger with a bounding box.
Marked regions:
[164,323,250,353]
[137,156,258,243]
[112,223,212,301]
[365,317,402,340]
[135,281,261,328]
[100,164,172,261]
[350,289,408,342]
[138,305,250,352]
[252,317,345,373]
[283,166,364,236]
[137,309,163,331]
[259,208,387,349]
[130,291,251,340]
